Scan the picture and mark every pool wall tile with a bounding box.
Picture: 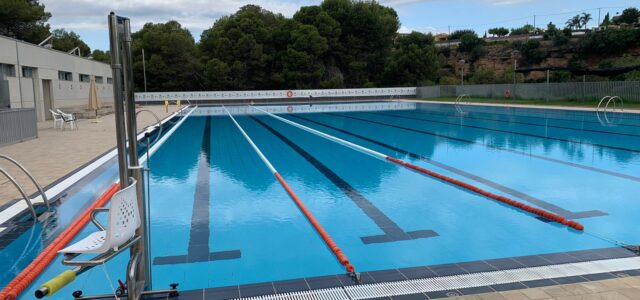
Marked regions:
[238,282,276,298]
[427,263,468,276]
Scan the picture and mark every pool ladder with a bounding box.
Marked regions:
[455,94,470,115]
[0,154,51,221]
[596,96,624,126]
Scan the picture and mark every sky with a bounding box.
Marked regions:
[41,0,638,51]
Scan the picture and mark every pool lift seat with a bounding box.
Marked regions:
[59,179,141,265]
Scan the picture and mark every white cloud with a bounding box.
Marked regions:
[43,0,316,33]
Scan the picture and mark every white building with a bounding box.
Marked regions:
[0,35,114,122]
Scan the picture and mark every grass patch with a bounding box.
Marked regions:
[422,97,640,109]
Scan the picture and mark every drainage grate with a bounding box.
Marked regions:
[232,257,640,300]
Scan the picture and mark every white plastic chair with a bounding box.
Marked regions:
[49,109,64,129]
[56,109,78,130]
[59,180,140,254]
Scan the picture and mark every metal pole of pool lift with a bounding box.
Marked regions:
[108,13,129,187]
[122,17,151,292]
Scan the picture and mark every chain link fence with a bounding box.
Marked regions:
[417,81,640,102]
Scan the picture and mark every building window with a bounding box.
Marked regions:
[95,76,104,84]
[107,77,113,84]
[79,74,90,83]
[58,71,73,81]
[1,64,16,77]
[22,66,35,78]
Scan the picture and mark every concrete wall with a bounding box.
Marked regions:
[0,35,113,121]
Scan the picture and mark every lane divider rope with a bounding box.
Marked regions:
[223,106,356,274]
[0,106,197,300]
[250,105,584,231]
[0,183,121,300]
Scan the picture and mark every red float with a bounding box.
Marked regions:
[385,156,584,231]
[286,90,294,98]
[0,183,121,300]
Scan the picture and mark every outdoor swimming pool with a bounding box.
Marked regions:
[2,101,640,299]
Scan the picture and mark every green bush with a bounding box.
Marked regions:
[513,40,546,65]
[581,28,640,55]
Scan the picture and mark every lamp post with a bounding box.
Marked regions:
[459,59,466,86]
[512,50,520,99]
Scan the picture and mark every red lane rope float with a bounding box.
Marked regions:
[386,157,584,231]
[274,172,355,273]
[0,183,121,300]
[223,106,356,275]
[250,106,584,232]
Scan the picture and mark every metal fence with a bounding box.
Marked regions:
[417,81,640,102]
[0,109,37,146]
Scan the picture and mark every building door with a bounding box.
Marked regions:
[42,79,53,120]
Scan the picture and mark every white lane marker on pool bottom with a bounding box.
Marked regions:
[231,256,640,300]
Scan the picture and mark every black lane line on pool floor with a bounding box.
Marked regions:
[250,116,438,244]
[323,113,640,183]
[289,115,606,220]
[365,111,640,154]
[403,110,640,138]
[154,116,241,265]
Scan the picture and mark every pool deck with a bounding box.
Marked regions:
[0,105,175,207]
[453,276,640,299]
[2,102,639,299]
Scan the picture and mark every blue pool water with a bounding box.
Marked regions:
[5,102,640,298]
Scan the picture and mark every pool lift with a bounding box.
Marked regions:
[34,13,179,300]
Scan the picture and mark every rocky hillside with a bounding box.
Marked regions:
[441,37,640,83]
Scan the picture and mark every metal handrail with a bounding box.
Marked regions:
[0,154,50,210]
[0,167,38,219]
[605,96,624,112]
[136,109,163,145]
[455,94,469,104]
[596,96,612,112]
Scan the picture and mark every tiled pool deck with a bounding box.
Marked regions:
[1,102,639,299]
[0,105,175,207]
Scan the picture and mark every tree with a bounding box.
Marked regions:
[488,27,509,37]
[321,0,400,86]
[566,15,581,30]
[580,13,592,29]
[458,32,484,52]
[601,13,611,27]
[0,0,51,44]
[382,32,440,86]
[543,22,568,45]
[448,29,475,40]
[281,23,329,88]
[200,5,287,90]
[90,49,110,64]
[510,24,536,35]
[132,21,203,92]
[513,40,545,65]
[51,29,90,56]
[613,7,640,25]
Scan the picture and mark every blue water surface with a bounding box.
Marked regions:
[5,102,640,298]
